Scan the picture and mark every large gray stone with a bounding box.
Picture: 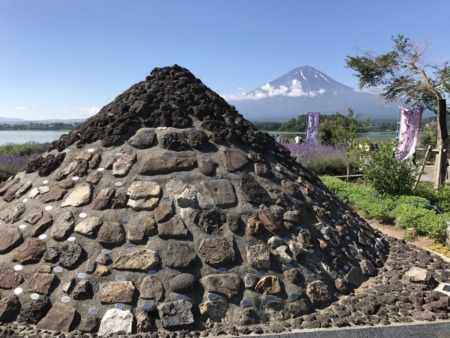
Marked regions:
[169,273,196,294]
[58,241,83,269]
[165,240,198,269]
[128,128,157,149]
[51,210,74,241]
[200,180,237,208]
[157,300,194,328]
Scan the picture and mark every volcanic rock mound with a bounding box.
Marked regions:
[0,65,388,335]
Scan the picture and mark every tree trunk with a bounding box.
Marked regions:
[436,98,448,187]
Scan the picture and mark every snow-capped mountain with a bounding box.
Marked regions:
[225,66,399,121]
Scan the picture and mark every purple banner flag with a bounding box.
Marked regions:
[306,112,320,144]
[395,107,423,161]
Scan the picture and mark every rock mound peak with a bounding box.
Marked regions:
[0,65,388,335]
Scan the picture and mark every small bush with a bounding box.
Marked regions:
[357,141,418,195]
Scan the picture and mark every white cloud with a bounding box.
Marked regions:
[223,80,326,101]
[78,107,100,115]
[15,106,28,111]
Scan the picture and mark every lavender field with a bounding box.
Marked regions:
[0,142,50,182]
[283,143,350,175]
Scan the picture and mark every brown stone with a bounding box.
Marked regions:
[246,217,263,236]
[0,178,20,196]
[139,152,197,175]
[306,280,332,305]
[127,215,156,244]
[258,209,284,232]
[198,237,235,267]
[113,249,160,272]
[98,222,126,248]
[197,158,214,176]
[112,151,136,177]
[165,240,198,269]
[24,211,43,225]
[41,187,66,203]
[169,273,196,294]
[200,273,241,299]
[127,181,161,211]
[92,187,115,210]
[0,227,23,254]
[154,199,174,223]
[28,273,57,295]
[51,210,74,241]
[100,281,136,304]
[255,275,282,295]
[31,212,53,237]
[223,148,248,172]
[0,269,24,289]
[36,302,77,332]
[86,169,103,184]
[14,239,47,264]
[140,276,165,301]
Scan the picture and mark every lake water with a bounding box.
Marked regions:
[0,130,398,146]
[0,130,69,145]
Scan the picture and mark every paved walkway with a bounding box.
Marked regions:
[243,321,450,338]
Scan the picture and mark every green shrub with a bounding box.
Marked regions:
[321,175,448,243]
[389,203,447,242]
[357,141,418,195]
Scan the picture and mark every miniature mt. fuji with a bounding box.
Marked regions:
[0,65,388,335]
[227,66,397,121]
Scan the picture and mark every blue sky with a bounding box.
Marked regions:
[1,0,450,120]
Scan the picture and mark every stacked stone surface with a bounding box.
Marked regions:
[0,65,393,335]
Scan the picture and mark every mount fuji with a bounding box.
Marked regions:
[225,66,399,121]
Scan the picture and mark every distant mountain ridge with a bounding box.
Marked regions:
[225,66,403,121]
[0,117,85,125]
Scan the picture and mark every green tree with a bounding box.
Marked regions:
[346,35,450,187]
[279,115,308,132]
[319,108,368,147]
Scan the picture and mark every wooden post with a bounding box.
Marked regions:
[434,145,443,191]
[413,145,431,191]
